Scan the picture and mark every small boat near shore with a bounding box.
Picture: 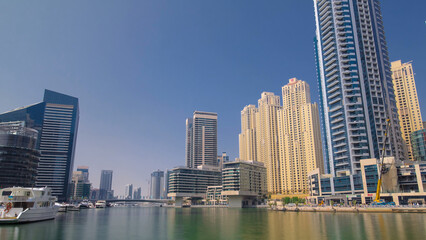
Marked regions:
[0,187,59,224]
[56,203,81,212]
[95,200,106,208]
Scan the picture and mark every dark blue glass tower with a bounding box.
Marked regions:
[0,90,79,201]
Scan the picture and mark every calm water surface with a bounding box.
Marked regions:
[0,207,425,240]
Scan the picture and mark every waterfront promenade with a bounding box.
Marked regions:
[271,205,426,213]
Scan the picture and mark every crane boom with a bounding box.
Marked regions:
[374,119,391,203]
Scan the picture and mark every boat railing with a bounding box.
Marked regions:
[0,196,29,202]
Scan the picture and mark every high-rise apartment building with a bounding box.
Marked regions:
[313,0,405,189]
[125,184,133,199]
[150,170,164,199]
[238,92,282,194]
[239,105,258,162]
[277,78,324,195]
[256,92,282,194]
[99,170,113,200]
[0,90,79,201]
[185,111,218,168]
[391,60,423,161]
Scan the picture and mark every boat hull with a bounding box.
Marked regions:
[0,206,59,224]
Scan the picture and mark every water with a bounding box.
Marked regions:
[0,207,425,240]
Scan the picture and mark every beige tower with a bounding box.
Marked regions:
[256,92,282,194]
[391,60,423,161]
[239,105,258,161]
[277,78,323,196]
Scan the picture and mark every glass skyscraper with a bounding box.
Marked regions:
[150,170,164,199]
[99,170,113,200]
[0,90,79,201]
[313,0,405,192]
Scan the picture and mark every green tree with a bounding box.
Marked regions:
[283,197,291,204]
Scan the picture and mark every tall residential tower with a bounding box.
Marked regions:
[277,78,324,195]
[239,105,258,162]
[256,92,282,194]
[185,111,218,168]
[391,60,423,161]
[314,0,405,191]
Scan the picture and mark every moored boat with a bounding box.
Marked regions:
[95,200,106,208]
[0,187,59,224]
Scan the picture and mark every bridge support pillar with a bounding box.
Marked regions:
[175,197,183,207]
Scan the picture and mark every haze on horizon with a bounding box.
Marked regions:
[1,0,425,196]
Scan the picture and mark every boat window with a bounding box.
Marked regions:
[26,191,31,197]
[2,191,12,196]
[25,202,34,208]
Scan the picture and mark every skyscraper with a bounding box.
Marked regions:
[239,105,258,162]
[185,111,218,168]
[313,0,405,189]
[0,90,79,201]
[277,78,324,195]
[150,170,164,199]
[164,170,171,199]
[256,92,282,194]
[133,187,142,200]
[99,170,113,200]
[125,184,133,200]
[391,60,423,161]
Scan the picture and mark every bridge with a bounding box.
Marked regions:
[106,199,169,204]
[76,199,169,204]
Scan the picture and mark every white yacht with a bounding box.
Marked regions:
[0,187,59,224]
[95,200,107,208]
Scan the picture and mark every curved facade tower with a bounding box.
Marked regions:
[0,122,40,188]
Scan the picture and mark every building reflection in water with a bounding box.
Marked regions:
[1,208,425,240]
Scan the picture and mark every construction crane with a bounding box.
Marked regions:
[374,119,391,203]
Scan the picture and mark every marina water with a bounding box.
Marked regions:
[0,207,425,240]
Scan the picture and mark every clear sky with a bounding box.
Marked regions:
[1,0,425,196]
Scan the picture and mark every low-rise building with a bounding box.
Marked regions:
[308,158,426,205]
[167,165,222,206]
[222,160,267,208]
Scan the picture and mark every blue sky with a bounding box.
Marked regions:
[1,0,425,196]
